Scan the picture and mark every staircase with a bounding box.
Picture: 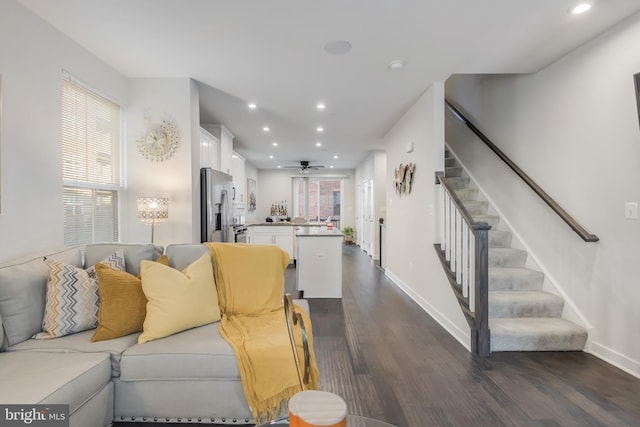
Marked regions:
[445,150,588,352]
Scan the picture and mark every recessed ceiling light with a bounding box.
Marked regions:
[330,165,334,169]
[277,165,282,169]
[315,142,322,147]
[333,155,339,159]
[571,3,592,14]
[316,127,324,133]
[263,126,270,132]
[317,103,326,110]
[324,40,352,55]
[388,60,407,70]
[272,142,278,147]
[248,102,257,109]
[269,155,274,159]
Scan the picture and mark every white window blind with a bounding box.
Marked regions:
[62,75,120,247]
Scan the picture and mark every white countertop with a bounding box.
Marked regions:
[296,227,344,237]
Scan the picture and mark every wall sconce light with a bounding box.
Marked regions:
[137,197,168,243]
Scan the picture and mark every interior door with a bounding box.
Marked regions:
[362,180,372,254]
[356,183,363,247]
[366,179,375,255]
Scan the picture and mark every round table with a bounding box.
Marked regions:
[258,415,396,427]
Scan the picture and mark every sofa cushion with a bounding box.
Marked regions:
[0,248,82,347]
[138,254,220,344]
[35,250,126,340]
[85,243,163,277]
[91,264,148,342]
[165,243,209,271]
[45,247,83,267]
[119,299,309,382]
[120,322,239,381]
[0,351,110,414]
[8,329,139,377]
[0,256,48,347]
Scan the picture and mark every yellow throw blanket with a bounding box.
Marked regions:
[205,243,320,423]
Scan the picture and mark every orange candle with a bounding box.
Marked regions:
[288,391,346,427]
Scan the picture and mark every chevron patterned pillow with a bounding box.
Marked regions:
[34,250,125,339]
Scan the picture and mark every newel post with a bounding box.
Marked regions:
[474,223,491,357]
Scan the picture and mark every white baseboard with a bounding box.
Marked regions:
[385,269,471,352]
[590,341,640,379]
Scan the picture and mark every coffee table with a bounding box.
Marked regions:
[257,414,396,426]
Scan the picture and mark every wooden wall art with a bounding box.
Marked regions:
[393,163,415,195]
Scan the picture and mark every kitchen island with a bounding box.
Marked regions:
[295,227,343,298]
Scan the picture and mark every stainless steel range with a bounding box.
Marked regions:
[233,225,248,243]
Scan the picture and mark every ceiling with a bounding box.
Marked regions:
[18,0,640,170]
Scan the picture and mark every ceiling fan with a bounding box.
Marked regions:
[284,160,325,173]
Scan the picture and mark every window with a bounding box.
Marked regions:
[62,75,121,247]
[292,177,341,226]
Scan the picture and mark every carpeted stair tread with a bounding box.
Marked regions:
[462,200,489,215]
[490,318,587,351]
[489,267,543,290]
[454,188,478,201]
[489,248,527,267]
[489,291,564,318]
[471,214,500,227]
[445,177,470,189]
[489,230,512,248]
[445,166,463,177]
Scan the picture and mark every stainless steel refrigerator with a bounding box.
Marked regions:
[200,168,233,243]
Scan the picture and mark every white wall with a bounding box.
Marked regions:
[384,83,470,349]
[446,12,640,376]
[123,78,196,248]
[256,169,355,228]
[189,79,202,243]
[0,1,128,262]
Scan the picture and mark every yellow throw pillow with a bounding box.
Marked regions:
[138,253,220,344]
[91,264,147,342]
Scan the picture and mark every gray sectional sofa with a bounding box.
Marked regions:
[0,243,307,426]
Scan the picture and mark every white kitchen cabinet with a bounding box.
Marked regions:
[202,124,234,175]
[200,127,219,170]
[231,151,246,204]
[250,226,294,260]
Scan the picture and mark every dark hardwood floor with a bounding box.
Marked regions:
[117,244,640,427]
[295,245,640,427]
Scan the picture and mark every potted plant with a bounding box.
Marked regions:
[342,226,355,244]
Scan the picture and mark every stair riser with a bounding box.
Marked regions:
[491,333,587,352]
[489,318,588,352]
[489,231,512,248]
[473,215,500,227]
[454,188,478,201]
[445,166,463,177]
[445,158,456,167]
[463,201,488,215]
[489,299,563,318]
[445,177,470,190]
